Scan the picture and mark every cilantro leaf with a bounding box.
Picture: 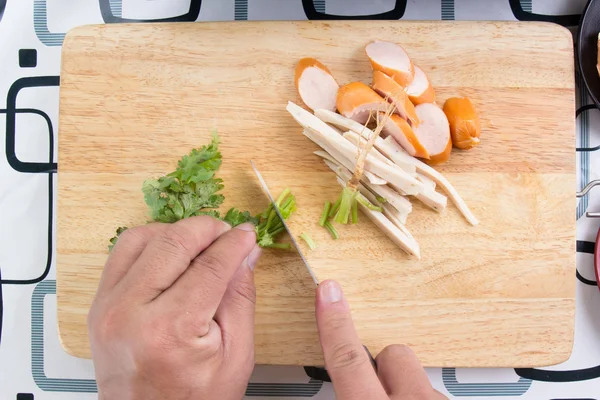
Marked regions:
[110,133,297,252]
[223,208,259,227]
[108,226,128,251]
[141,135,225,224]
[169,133,221,184]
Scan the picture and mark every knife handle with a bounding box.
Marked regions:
[303,346,377,382]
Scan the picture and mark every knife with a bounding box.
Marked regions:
[250,161,377,381]
[250,160,319,286]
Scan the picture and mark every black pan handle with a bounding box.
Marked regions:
[304,346,377,382]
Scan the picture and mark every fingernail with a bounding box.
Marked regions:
[235,223,256,233]
[320,280,342,304]
[219,220,233,233]
[246,245,262,271]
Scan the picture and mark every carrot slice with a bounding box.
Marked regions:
[372,70,419,127]
[294,58,339,112]
[366,41,415,87]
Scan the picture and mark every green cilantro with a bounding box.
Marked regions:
[108,226,128,251]
[109,133,295,251]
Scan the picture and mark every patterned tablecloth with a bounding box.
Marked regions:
[0,1,598,399]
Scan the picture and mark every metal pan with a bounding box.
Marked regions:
[578,0,600,108]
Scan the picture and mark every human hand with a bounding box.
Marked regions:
[88,216,262,400]
[315,280,448,400]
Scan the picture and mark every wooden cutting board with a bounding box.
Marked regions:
[57,21,576,367]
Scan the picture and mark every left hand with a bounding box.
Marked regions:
[87,216,262,400]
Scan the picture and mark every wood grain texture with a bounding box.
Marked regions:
[57,21,576,367]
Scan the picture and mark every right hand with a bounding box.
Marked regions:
[315,280,448,400]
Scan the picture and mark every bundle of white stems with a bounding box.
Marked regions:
[286,101,478,259]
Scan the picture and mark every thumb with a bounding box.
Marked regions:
[214,244,262,359]
[315,280,387,400]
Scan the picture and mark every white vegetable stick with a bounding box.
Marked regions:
[416,189,447,212]
[306,105,476,224]
[383,136,479,225]
[366,184,413,215]
[391,183,447,213]
[342,130,395,167]
[322,158,412,215]
[334,176,420,259]
[355,178,415,240]
[308,136,387,185]
[314,108,417,173]
[417,173,436,190]
[314,150,339,165]
[288,102,423,194]
[382,203,411,234]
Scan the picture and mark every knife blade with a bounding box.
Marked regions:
[251,161,378,377]
[250,160,319,286]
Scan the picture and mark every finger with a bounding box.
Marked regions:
[115,216,231,302]
[98,224,168,295]
[157,223,257,334]
[315,280,388,400]
[214,245,261,360]
[377,344,445,399]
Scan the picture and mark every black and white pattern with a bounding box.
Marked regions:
[1,1,599,398]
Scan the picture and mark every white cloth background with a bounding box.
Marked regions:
[0,1,598,399]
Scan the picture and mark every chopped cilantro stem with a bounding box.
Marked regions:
[270,226,286,237]
[376,196,387,203]
[333,186,358,224]
[329,197,341,218]
[357,194,383,212]
[264,242,292,250]
[351,199,358,224]
[319,201,331,227]
[300,233,317,250]
[324,220,339,240]
[275,188,291,207]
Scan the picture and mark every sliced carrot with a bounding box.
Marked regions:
[372,70,420,127]
[336,82,389,124]
[294,58,339,112]
[366,41,415,87]
[383,114,430,159]
[405,66,436,105]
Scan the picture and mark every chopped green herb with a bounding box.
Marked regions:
[333,186,358,224]
[351,199,358,224]
[109,133,295,251]
[255,188,296,249]
[319,201,331,227]
[357,194,383,212]
[108,226,128,251]
[329,197,341,218]
[375,196,387,203]
[324,220,339,240]
[300,233,317,250]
